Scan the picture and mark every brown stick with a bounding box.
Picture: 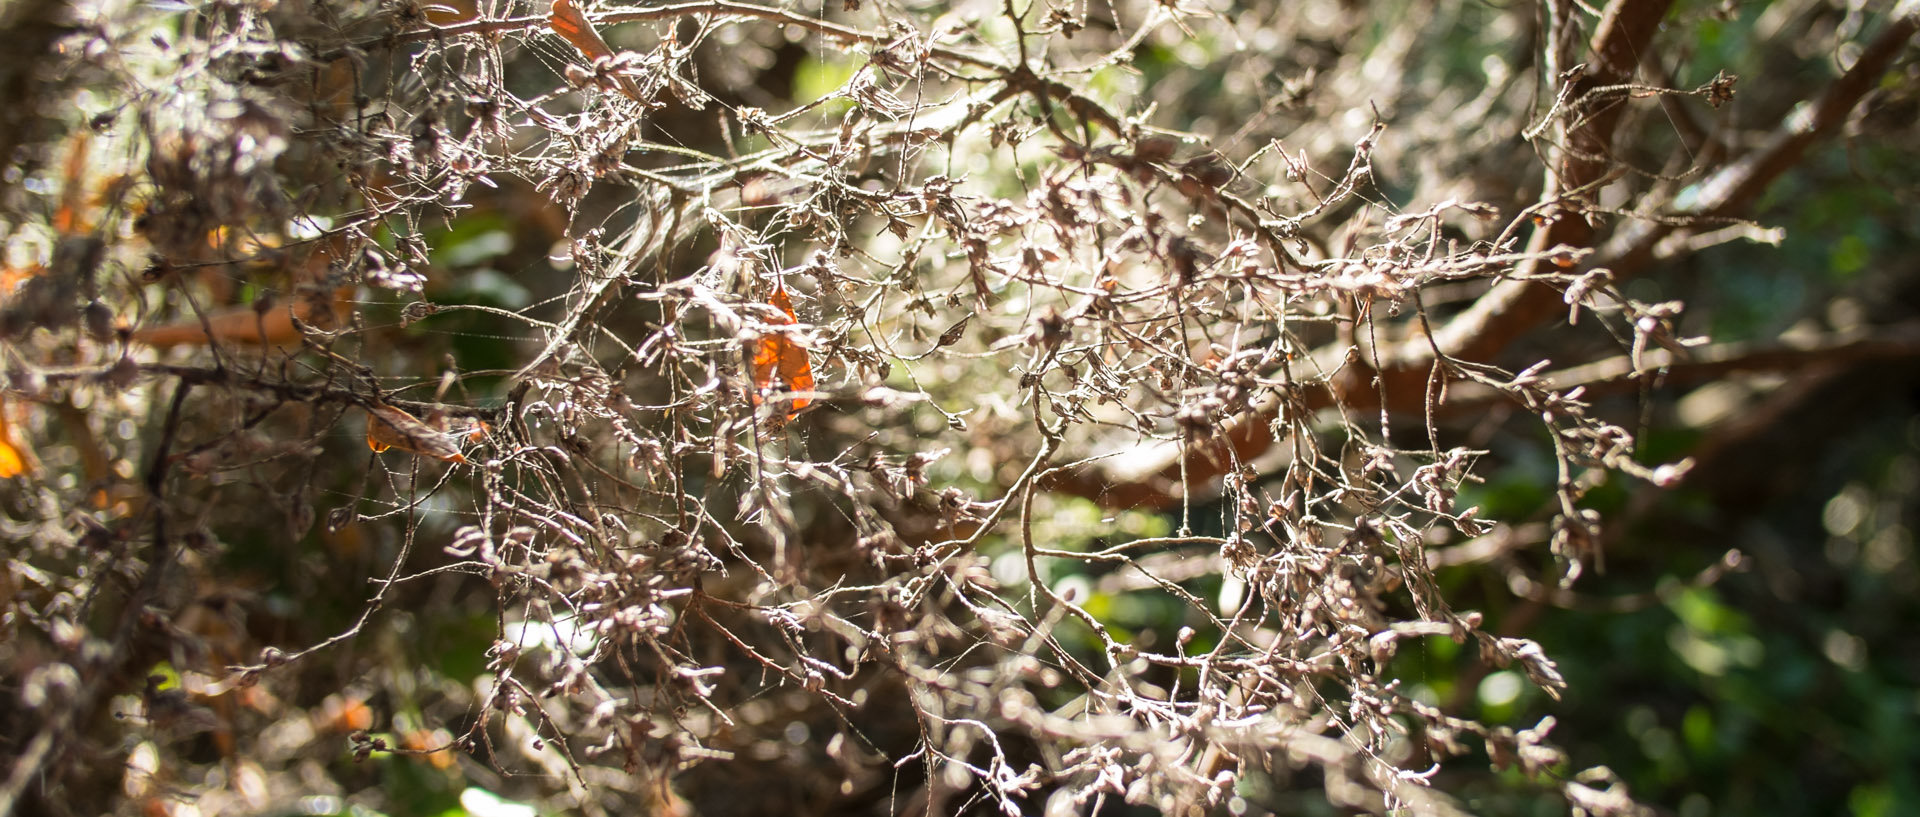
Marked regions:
[1440,322,1920,406]
[1419,0,1674,367]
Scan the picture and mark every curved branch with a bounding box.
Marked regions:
[1058,1,1920,510]
[1420,1,1919,369]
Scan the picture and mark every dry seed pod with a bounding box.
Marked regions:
[1133,134,1177,164]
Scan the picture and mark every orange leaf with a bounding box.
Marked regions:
[54,131,92,236]
[750,282,814,422]
[0,443,23,478]
[467,420,492,441]
[314,693,373,734]
[366,404,468,463]
[0,264,41,295]
[550,0,613,61]
[550,0,644,101]
[0,395,30,478]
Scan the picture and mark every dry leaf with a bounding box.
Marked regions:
[936,314,971,348]
[550,0,643,101]
[0,395,30,478]
[751,282,815,423]
[0,442,23,478]
[366,403,467,463]
[53,130,92,236]
[549,0,612,60]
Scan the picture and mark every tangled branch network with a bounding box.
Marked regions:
[11,0,1881,812]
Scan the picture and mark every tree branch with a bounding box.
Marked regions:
[1421,1,1918,369]
[1056,2,1920,510]
[33,362,500,420]
[1442,322,1920,406]
[1418,0,1674,367]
